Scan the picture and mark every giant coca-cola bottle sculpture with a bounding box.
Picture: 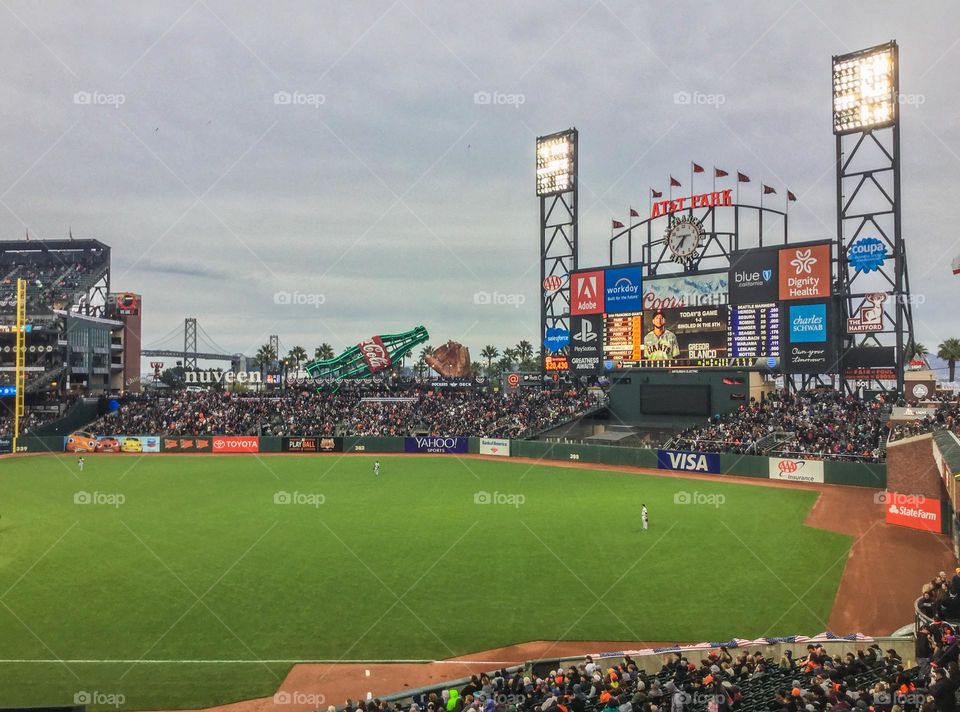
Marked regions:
[305,325,429,390]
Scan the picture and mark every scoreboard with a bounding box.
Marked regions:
[556,240,836,374]
[603,312,642,363]
[729,303,780,358]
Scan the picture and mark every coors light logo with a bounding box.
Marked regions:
[358,336,392,373]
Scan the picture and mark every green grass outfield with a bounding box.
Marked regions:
[0,454,851,710]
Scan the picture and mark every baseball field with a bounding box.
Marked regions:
[0,454,851,710]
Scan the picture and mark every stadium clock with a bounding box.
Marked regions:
[664,215,704,267]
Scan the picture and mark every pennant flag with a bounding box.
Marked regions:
[651,188,662,198]
[763,184,776,195]
[715,168,728,178]
[670,176,681,187]
[629,207,640,218]
[612,220,625,229]
[787,190,797,202]
[692,163,704,173]
[737,172,751,183]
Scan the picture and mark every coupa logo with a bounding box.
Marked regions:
[789,303,827,343]
[657,449,721,474]
[848,237,887,273]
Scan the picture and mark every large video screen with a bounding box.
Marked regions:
[639,384,711,415]
[559,240,833,374]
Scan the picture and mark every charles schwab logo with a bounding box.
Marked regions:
[848,237,887,273]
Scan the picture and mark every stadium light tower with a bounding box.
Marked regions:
[537,128,578,373]
[833,41,914,395]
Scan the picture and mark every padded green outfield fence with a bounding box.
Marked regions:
[10,434,885,488]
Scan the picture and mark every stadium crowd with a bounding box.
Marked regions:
[344,641,946,712]
[86,386,601,438]
[0,244,108,311]
[888,397,960,444]
[671,390,888,463]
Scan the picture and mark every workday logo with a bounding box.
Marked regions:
[603,266,643,313]
[789,303,827,343]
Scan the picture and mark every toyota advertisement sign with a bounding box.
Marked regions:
[212,436,260,453]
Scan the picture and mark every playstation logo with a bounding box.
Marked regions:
[573,319,597,342]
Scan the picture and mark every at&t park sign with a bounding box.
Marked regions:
[650,189,733,218]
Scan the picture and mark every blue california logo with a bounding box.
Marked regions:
[848,237,887,273]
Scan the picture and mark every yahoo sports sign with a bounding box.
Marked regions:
[404,436,468,454]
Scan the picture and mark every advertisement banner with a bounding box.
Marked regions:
[570,270,605,315]
[281,437,343,453]
[768,457,825,483]
[783,300,835,374]
[212,436,260,453]
[162,436,213,453]
[479,438,510,457]
[643,272,728,310]
[656,449,721,474]
[569,315,604,373]
[404,436,468,454]
[778,243,831,301]
[603,266,643,313]
[64,433,160,453]
[729,248,779,305]
[885,493,940,532]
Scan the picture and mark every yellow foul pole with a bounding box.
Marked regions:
[12,278,26,453]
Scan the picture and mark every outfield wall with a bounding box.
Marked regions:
[21,432,887,489]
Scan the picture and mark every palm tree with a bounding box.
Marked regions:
[314,343,335,361]
[417,345,434,378]
[938,338,960,381]
[471,361,482,376]
[502,348,518,369]
[515,340,534,363]
[480,345,499,374]
[287,345,308,371]
[254,343,277,373]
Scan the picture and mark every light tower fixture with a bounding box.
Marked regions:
[536,130,576,196]
[832,41,897,135]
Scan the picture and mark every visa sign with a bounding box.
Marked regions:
[603,266,642,313]
[657,449,721,474]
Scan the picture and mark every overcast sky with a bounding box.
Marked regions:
[1,1,958,364]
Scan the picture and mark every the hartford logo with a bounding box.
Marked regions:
[474,490,525,508]
[274,491,325,507]
[74,491,125,508]
[274,691,326,705]
[75,691,125,707]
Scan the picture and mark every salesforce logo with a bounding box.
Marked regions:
[848,237,887,273]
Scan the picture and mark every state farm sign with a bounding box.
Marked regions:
[884,491,940,532]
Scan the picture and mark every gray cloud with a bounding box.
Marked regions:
[0,0,957,364]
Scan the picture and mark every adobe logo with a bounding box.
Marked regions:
[570,270,604,315]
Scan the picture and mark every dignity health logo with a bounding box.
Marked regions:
[789,304,827,343]
[790,248,817,274]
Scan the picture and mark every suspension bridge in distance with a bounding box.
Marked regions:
[141,318,276,370]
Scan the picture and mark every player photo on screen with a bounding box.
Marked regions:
[641,306,728,361]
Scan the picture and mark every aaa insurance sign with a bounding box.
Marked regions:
[570,270,604,315]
